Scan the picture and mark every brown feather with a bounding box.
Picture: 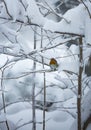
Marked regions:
[50,58,58,65]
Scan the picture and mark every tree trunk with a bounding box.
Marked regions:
[77,37,83,130]
[32,26,37,130]
[40,28,46,130]
[1,69,10,130]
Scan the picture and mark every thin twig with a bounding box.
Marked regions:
[2,0,12,18]
[2,32,14,43]
[55,31,84,37]
[80,0,91,18]
[19,0,28,11]
[43,0,70,23]
[0,69,53,80]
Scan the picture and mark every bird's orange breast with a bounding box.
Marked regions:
[50,58,57,65]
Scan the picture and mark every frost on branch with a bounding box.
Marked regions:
[1,0,46,25]
[2,0,27,22]
[26,0,46,25]
[0,0,91,46]
[44,1,91,44]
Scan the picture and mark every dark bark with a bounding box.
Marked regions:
[32,26,37,130]
[83,115,91,130]
[77,37,83,130]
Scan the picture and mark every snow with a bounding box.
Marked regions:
[82,89,91,124]
[86,124,91,130]
[70,120,77,130]
[6,102,31,115]
[26,0,46,26]
[0,0,91,44]
[4,0,27,22]
[44,2,91,44]
[63,89,74,100]
[52,110,69,122]
[84,8,91,44]
[0,54,8,68]
[7,102,73,130]
[44,4,85,34]
[0,120,16,130]
[0,113,6,122]
[0,0,91,130]
[17,33,33,54]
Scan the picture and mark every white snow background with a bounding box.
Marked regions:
[0,0,91,130]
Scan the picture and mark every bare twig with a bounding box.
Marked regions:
[55,31,84,37]
[43,0,70,23]
[16,24,23,32]
[80,0,91,18]
[16,120,33,130]
[28,36,79,56]
[62,109,76,119]
[63,70,78,75]
[2,32,15,43]
[0,58,9,70]
[0,69,53,80]
[2,0,12,18]
[19,0,28,11]
[64,71,77,94]
[0,65,10,130]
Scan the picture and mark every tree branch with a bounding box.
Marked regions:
[80,0,91,18]
[2,0,12,18]
[55,31,84,37]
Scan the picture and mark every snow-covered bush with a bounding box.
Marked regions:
[0,0,91,130]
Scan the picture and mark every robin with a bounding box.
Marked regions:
[49,58,58,70]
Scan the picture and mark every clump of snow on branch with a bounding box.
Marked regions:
[3,0,27,21]
[44,2,91,44]
[82,89,91,124]
[44,4,85,34]
[0,0,91,45]
[26,0,46,25]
